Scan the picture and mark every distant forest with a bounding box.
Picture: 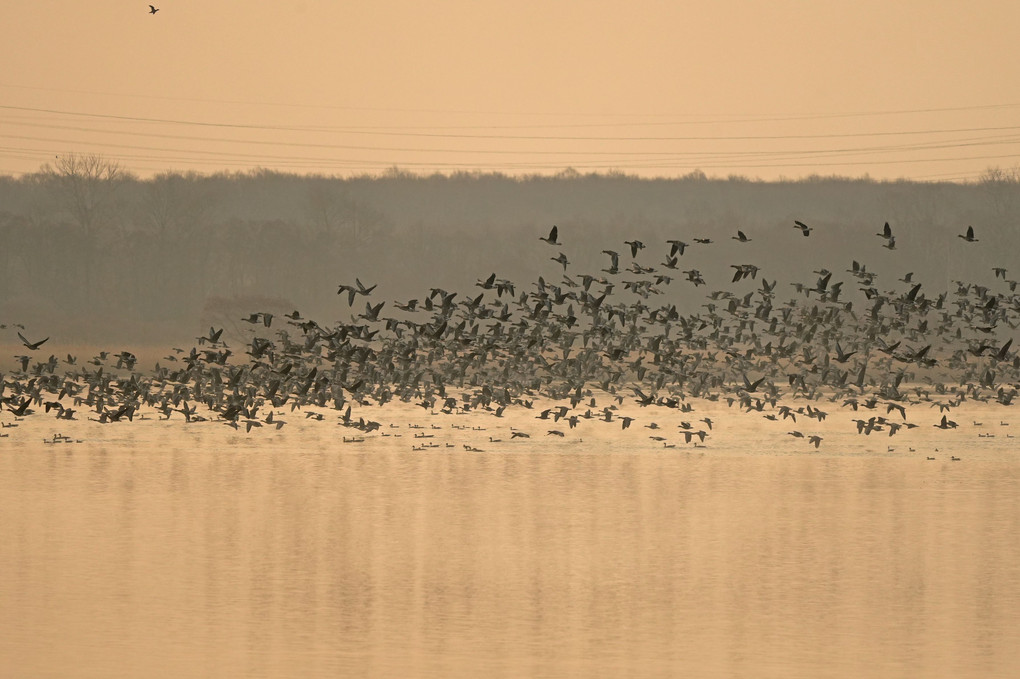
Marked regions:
[1,156,1019,347]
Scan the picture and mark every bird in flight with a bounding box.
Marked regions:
[667,239,688,257]
[624,240,644,258]
[539,225,559,245]
[149,5,159,14]
[18,332,49,351]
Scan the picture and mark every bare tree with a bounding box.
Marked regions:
[979,165,1020,226]
[39,153,130,304]
[350,199,391,248]
[305,181,347,235]
[143,170,215,239]
[41,153,128,238]
[305,181,389,246]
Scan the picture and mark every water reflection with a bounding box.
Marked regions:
[1,442,1018,678]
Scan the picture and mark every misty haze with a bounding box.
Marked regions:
[2,164,1019,346]
[3,2,1020,678]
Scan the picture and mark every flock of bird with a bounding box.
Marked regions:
[1,218,1018,456]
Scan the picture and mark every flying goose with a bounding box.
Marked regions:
[539,225,560,245]
[958,225,978,242]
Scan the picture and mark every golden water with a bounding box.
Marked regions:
[2,407,1019,678]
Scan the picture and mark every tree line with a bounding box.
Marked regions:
[1,154,1018,346]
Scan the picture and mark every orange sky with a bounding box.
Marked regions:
[2,1,1019,180]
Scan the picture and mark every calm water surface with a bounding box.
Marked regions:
[2,418,1019,678]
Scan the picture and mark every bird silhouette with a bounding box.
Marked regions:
[667,240,688,257]
[624,240,644,258]
[539,225,560,245]
[149,4,159,14]
[3,219,1019,455]
[17,332,49,350]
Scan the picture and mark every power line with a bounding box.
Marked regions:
[2,92,1016,181]
[5,136,1017,176]
[2,80,1019,125]
[5,127,1019,170]
[6,115,1019,160]
[4,103,1020,142]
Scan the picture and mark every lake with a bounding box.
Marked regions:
[2,404,1019,678]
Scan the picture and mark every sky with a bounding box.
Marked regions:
[2,1,1019,181]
